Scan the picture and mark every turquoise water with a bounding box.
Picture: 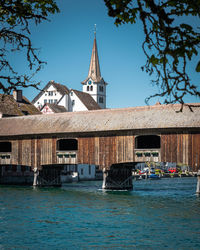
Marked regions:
[0,177,200,249]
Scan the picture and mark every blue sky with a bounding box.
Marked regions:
[10,0,200,108]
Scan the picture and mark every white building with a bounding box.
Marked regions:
[68,89,100,112]
[32,80,70,111]
[32,33,107,112]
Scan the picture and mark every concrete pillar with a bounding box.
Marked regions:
[102,168,106,189]
[33,168,38,186]
[196,170,200,195]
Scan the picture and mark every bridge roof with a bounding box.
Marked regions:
[0,103,200,137]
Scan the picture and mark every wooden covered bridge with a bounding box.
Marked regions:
[0,103,200,188]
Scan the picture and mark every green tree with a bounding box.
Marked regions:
[104,0,200,107]
[0,0,59,94]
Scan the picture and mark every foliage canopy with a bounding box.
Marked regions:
[104,0,200,106]
[0,0,59,94]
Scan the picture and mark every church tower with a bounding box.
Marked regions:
[82,28,108,109]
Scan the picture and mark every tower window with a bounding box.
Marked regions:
[99,86,103,92]
[99,97,103,103]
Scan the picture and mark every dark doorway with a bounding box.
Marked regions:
[57,139,78,151]
[135,135,160,149]
[0,142,12,152]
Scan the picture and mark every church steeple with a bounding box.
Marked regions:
[87,35,101,82]
[82,26,108,109]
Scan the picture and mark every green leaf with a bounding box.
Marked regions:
[149,55,159,66]
[196,61,200,72]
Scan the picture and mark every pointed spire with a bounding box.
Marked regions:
[87,25,101,82]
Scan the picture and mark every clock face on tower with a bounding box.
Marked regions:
[88,80,92,85]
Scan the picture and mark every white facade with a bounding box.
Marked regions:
[68,90,88,112]
[33,82,69,111]
[82,78,106,109]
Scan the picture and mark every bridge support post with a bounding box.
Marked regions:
[196,170,200,195]
[33,167,39,186]
[102,163,133,190]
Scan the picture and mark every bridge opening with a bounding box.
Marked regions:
[0,142,12,152]
[135,135,160,149]
[57,139,78,151]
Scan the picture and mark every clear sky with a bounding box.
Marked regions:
[11,0,200,108]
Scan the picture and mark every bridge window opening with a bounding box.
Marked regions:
[135,135,160,149]
[57,139,78,151]
[0,142,12,152]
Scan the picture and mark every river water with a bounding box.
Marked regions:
[0,177,200,249]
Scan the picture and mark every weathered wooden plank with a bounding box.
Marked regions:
[31,139,36,169]
[94,137,99,166]
[22,139,31,166]
[18,140,22,165]
[36,139,41,170]
[52,138,56,164]
[161,134,166,162]
[171,134,177,163]
[11,140,18,165]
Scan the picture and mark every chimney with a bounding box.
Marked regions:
[13,90,22,102]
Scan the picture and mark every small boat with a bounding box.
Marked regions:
[149,173,160,179]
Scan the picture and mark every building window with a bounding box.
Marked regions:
[0,142,12,152]
[71,92,73,96]
[57,139,78,151]
[44,99,47,104]
[99,86,103,92]
[99,97,103,103]
[87,86,89,91]
[48,91,53,96]
[81,169,83,175]
[54,99,57,104]
[90,86,93,91]
[135,135,161,149]
[72,100,75,106]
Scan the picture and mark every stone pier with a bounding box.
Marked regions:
[196,170,200,195]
